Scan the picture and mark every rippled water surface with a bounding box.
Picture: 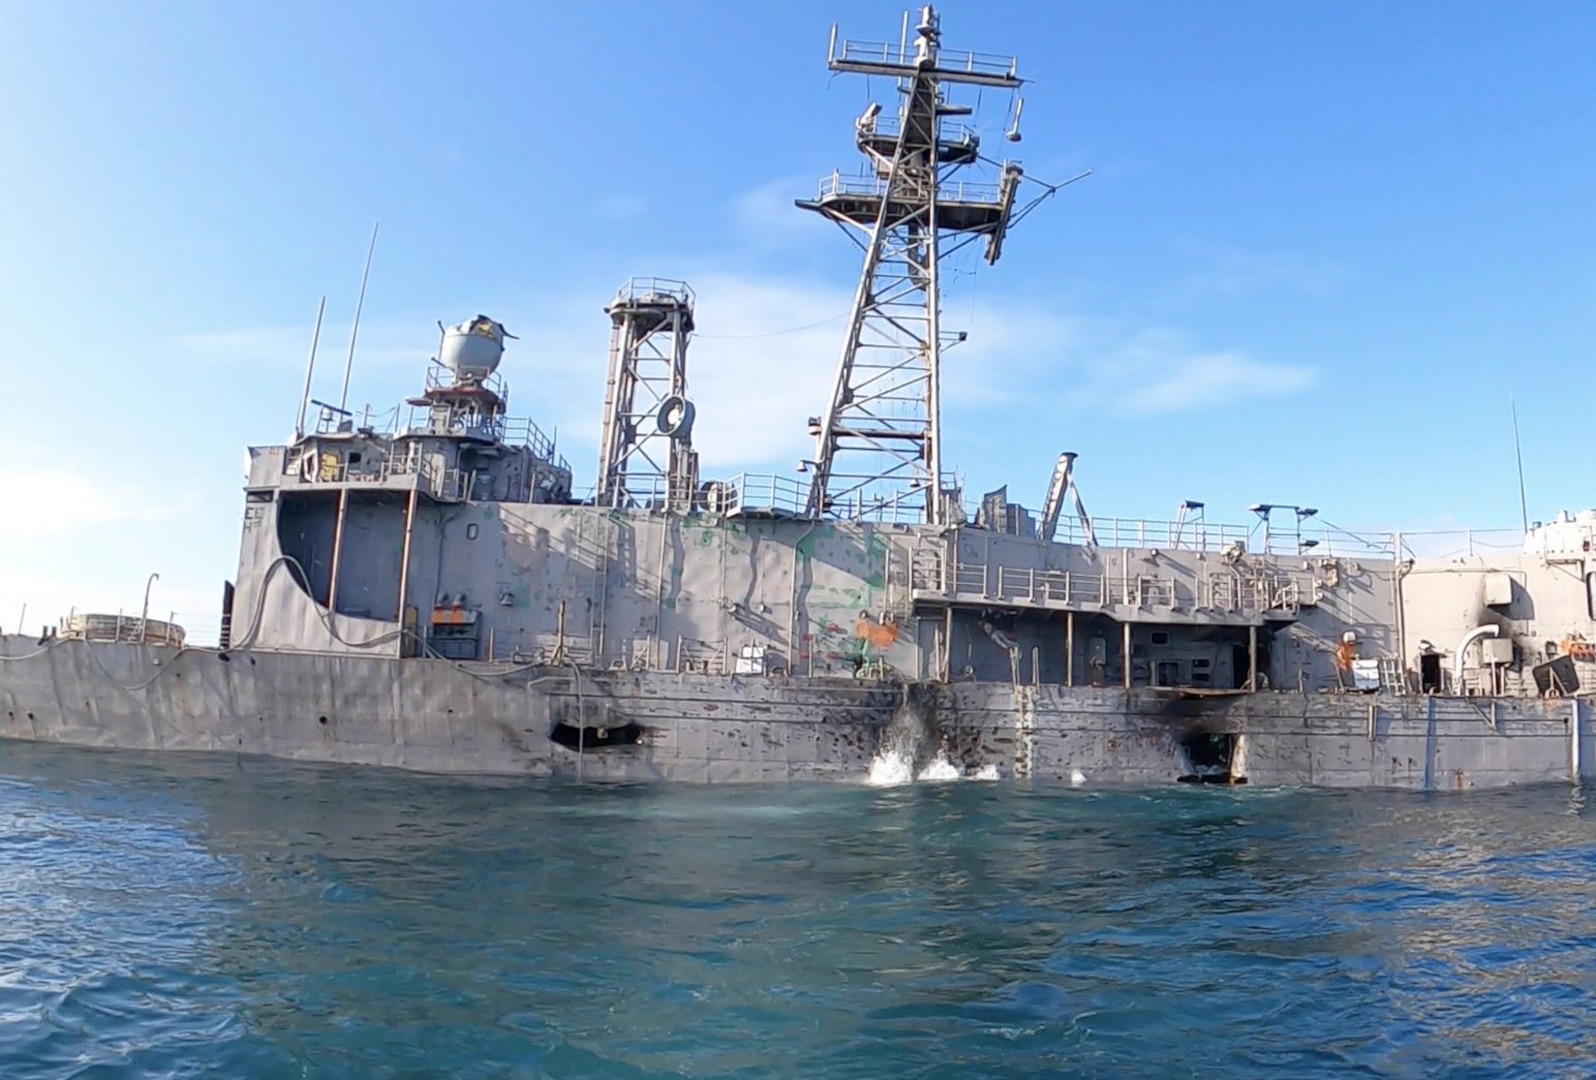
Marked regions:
[2,743,1595,1077]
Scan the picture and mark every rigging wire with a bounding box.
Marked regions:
[695,313,848,340]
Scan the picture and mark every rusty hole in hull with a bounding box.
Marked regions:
[549,722,644,750]
[1177,732,1246,785]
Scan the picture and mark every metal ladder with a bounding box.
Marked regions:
[1378,657,1405,693]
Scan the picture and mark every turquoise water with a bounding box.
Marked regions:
[1,744,1594,1077]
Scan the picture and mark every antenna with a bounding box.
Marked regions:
[295,296,327,439]
[1512,398,1529,532]
[337,222,380,413]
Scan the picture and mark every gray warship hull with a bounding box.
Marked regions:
[9,9,1595,790]
[2,635,1585,789]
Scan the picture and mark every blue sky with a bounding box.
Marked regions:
[1,1,1593,635]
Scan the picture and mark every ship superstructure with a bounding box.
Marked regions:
[3,7,1593,789]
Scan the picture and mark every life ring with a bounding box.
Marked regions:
[695,480,736,515]
[656,395,696,441]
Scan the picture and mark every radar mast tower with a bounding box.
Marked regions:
[799,6,1026,524]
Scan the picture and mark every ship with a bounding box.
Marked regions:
[2,7,1592,788]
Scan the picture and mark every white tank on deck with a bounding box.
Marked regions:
[440,316,512,382]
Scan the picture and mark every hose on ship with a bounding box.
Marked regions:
[0,641,55,663]
[48,555,415,696]
[7,554,575,697]
[229,555,409,653]
[243,553,575,685]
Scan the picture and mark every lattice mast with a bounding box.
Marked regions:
[799,6,1025,524]
[596,278,699,510]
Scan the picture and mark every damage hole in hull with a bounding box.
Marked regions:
[1178,732,1247,785]
[549,722,645,750]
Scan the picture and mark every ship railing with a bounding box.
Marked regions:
[572,472,938,522]
[847,499,938,525]
[703,473,811,517]
[312,402,403,437]
[488,642,597,666]
[935,562,1312,615]
[674,636,728,676]
[423,364,508,397]
[867,115,979,148]
[170,612,223,648]
[500,417,563,464]
[394,406,564,465]
[813,171,1002,205]
[1396,527,1527,561]
[830,36,1019,81]
[581,475,697,512]
[417,462,468,501]
[288,447,448,493]
[709,474,949,524]
[58,613,186,648]
[400,404,502,443]
[301,392,563,472]
[612,276,695,309]
[1044,515,1397,559]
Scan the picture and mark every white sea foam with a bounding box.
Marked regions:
[916,757,961,782]
[867,754,1007,784]
[866,751,917,787]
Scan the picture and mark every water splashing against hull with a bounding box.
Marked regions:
[866,684,937,786]
[865,685,1001,785]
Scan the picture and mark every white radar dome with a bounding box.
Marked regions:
[440,315,514,381]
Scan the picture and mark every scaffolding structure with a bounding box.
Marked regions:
[799,6,1026,524]
[595,278,699,510]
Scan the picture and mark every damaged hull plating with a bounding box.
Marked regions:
[1,636,1585,789]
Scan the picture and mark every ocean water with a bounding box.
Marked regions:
[1,744,1594,1078]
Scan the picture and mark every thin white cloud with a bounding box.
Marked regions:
[1122,350,1317,413]
[1098,327,1319,413]
[1172,242,1347,299]
[0,467,192,539]
[173,272,1317,483]
[173,317,436,374]
[730,176,830,248]
[0,565,221,640]
[498,274,851,474]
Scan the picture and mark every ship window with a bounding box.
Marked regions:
[1151,631,1170,646]
[1192,671,1212,685]
[1192,657,1211,670]
[466,523,480,541]
[1588,573,1595,621]
[348,452,362,466]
